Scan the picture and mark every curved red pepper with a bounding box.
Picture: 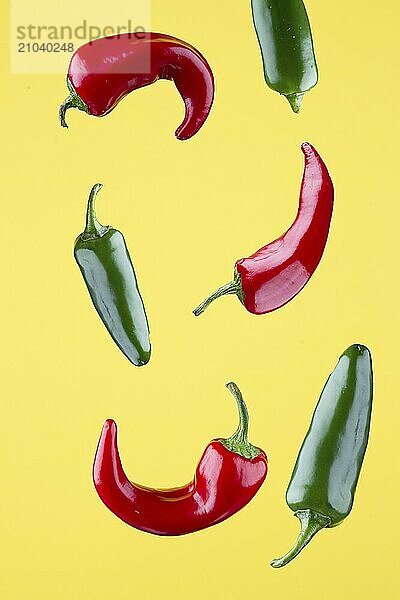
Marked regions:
[59,32,214,140]
[193,143,334,315]
[93,383,267,535]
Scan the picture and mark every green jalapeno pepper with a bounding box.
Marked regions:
[251,0,318,112]
[271,344,373,568]
[74,184,151,366]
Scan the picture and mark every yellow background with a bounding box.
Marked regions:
[1,1,399,598]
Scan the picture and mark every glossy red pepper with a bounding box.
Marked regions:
[193,143,334,316]
[93,383,268,535]
[59,32,214,140]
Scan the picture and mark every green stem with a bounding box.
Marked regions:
[220,382,260,460]
[270,509,331,568]
[59,77,89,128]
[193,269,244,316]
[81,184,109,241]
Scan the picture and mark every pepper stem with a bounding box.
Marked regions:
[285,93,304,114]
[220,382,260,460]
[193,269,244,316]
[270,509,331,568]
[81,184,109,241]
[59,77,89,128]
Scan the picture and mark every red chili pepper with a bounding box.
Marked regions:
[59,32,214,140]
[93,383,268,535]
[193,142,334,316]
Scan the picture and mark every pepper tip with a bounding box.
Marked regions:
[175,127,192,142]
[135,354,151,367]
[301,142,315,157]
[103,419,117,433]
[285,93,304,113]
[344,343,371,358]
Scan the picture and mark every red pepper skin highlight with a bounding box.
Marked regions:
[193,143,334,316]
[93,384,268,536]
[59,32,214,140]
